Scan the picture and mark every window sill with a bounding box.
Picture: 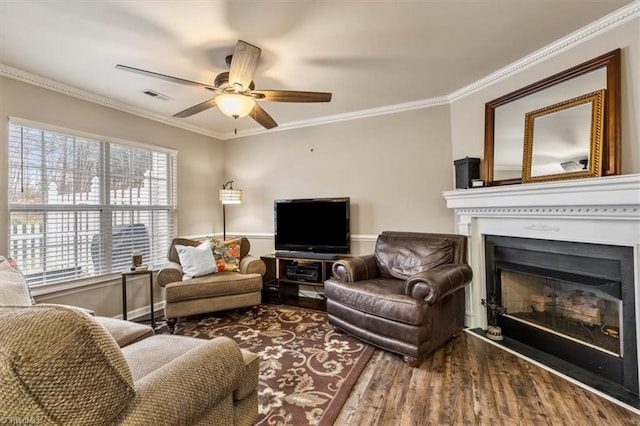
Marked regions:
[30,272,129,297]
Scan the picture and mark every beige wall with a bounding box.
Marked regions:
[223,105,455,257]
[450,17,639,176]
[0,76,223,316]
[2,17,637,315]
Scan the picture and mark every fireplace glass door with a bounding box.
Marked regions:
[500,269,622,357]
[486,235,637,398]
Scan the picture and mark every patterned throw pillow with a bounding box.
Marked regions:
[0,256,35,305]
[212,238,241,272]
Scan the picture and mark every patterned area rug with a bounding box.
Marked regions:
[162,304,374,426]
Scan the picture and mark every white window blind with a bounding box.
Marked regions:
[8,122,177,286]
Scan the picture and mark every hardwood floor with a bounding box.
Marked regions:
[335,331,640,425]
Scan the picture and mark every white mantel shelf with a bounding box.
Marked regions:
[443,173,640,215]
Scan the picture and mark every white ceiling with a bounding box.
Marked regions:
[0,1,633,139]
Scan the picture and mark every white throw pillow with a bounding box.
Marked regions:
[175,240,218,279]
[0,260,33,306]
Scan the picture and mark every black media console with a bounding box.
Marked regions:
[261,253,347,310]
[285,261,321,282]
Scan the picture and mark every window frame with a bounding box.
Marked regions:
[6,117,177,292]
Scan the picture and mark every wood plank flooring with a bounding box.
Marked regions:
[335,332,640,425]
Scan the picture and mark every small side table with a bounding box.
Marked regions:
[121,269,155,329]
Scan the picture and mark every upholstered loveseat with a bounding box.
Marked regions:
[157,237,266,333]
[0,304,259,425]
[324,231,473,366]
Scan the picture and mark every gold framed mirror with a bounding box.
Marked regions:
[484,49,620,186]
[522,89,604,183]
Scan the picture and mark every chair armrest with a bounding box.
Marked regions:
[240,254,266,276]
[332,255,380,282]
[156,262,183,287]
[50,304,95,316]
[405,264,472,303]
[119,337,246,424]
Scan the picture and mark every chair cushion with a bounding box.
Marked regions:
[165,272,263,303]
[324,278,427,325]
[95,316,155,347]
[375,233,453,280]
[121,334,208,381]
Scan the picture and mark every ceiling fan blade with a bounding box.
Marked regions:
[250,104,278,129]
[228,40,261,91]
[252,90,332,103]
[172,98,218,118]
[116,64,218,91]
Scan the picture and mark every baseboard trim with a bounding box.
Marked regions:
[117,301,166,321]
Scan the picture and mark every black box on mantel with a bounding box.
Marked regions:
[454,157,480,189]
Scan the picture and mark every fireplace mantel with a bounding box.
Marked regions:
[444,173,640,215]
[443,173,640,329]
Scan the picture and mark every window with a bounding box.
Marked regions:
[7,120,177,286]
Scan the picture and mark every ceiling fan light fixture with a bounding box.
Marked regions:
[215,93,255,119]
[117,40,331,130]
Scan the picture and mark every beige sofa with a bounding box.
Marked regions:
[0,304,259,425]
[157,237,266,333]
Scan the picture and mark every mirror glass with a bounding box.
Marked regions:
[529,102,592,177]
[522,90,604,183]
[492,69,605,180]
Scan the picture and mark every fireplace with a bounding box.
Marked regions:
[443,174,640,410]
[485,235,637,395]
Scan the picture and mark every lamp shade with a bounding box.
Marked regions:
[219,188,243,204]
[215,94,256,119]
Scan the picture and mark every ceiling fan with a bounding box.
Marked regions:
[116,40,332,130]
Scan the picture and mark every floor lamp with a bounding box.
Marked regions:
[219,180,243,240]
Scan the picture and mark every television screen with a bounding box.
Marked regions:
[274,197,350,254]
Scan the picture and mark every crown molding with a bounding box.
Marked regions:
[447,1,640,102]
[1,2,637,140]
[0,62,448,141]
[223,96,450,140]
[0,64,226,140]
[219,2,640,139]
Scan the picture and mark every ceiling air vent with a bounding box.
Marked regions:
[142,89,172,101]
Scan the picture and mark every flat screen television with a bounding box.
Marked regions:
[274,197,350,257]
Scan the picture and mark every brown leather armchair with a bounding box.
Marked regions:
[324,232,472,367]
